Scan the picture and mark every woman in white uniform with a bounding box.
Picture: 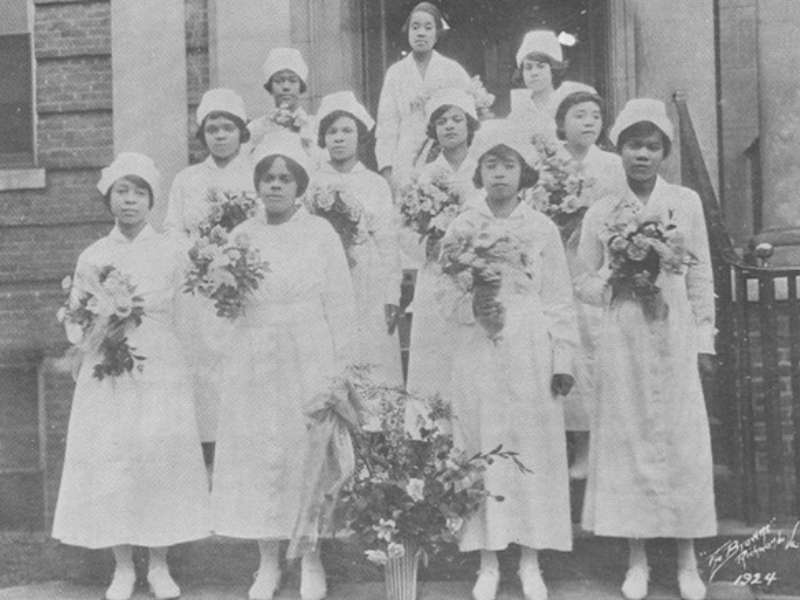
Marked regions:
[553,90,626,478]
[53,153,210,600]
[508,29,596,142]
[311,90,403,386]
[164,88,254,455]
[211,134,355,600]
[437,121,578,600]
[577,99,716,600]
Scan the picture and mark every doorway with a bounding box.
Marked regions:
[360,0,610,118]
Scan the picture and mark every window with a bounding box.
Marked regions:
[0,1,34,167]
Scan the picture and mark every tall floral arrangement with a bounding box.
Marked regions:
[57,265,146,380]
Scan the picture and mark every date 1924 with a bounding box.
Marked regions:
[733,572,777,586]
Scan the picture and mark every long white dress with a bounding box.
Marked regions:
[406,153,478,400]
[438,200,578,551]
[508,81,595,141]
[310,161,403,386]
[376,51,470,184]
[52,225,210,549]
[577,177,717,538]
[164,152,255,442]
[561,144,626,431]
[211,207,356,539]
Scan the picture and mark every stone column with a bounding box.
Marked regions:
[111,0,188,226]
[756,0,800,231]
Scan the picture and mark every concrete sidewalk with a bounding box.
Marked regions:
[0,580,767,600]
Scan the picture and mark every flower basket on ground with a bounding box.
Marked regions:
[336,366,530,600]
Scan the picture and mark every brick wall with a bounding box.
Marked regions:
[186,0,209,164]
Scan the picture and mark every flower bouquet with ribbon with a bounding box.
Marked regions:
[397,167,465,262]
[439,220,530,343]
[184,230,270,319]
[57,265,146,381]
[606,210,697,321]
[526,136,591,247]
[333,366,530,600]
[198,188,261,239]
[269,102,310,133]
[306,181,367,268]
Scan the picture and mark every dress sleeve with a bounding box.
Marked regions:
[163,172,187,238]
[370,177,403,304]
[375,67,401,172]
[574,201,613,306]
[320,223,358,371]
[684,190,716,354]
[539,219,579,376]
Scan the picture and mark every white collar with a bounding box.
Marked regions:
[318,160,368,175]
[108,223,157,244]
[475,195,532,221]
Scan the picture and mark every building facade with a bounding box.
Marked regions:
[0,0,798,530]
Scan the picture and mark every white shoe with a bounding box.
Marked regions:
[105,567,136,600]
[621,565,649,600]
[249,566,282,600]
[147,567,181,599]
[472,567,499,600]
[300,552,327,600]
[678,569,707,600]
[518,563,548,600]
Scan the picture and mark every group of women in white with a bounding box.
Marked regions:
[51,2,718,600]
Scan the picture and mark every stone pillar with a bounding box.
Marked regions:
[209,0,292,120]
[756,0,800,231]
[607,0,718,190]
[111,0,188,227]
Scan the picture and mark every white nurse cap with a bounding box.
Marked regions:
[468,119,538,169]
[516,30,563,66]
[425,87,477,121]
[316,91,375,131]
[608,98,675,146]
[252,130,312,180]
[97,152,161,197]
[196,88,247,126]
[262,47,309,86]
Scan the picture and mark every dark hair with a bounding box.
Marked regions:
[264,70,308,95]
[616,121,672,158]
[555,91,604,141]
[472,145,539,190]
[402,2,445,37]
[103,175,154,210]
[425,104,480,146]
[511,52,568,89]
[196,110,251,148]
[317,110,371,149]
[253,154,309,196]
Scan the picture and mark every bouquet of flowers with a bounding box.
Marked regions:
[605,209,697,321]
[198,189,261,239]
[397,168,465,261]
[306,182,367,268]
[184,229,270,319]
[467,75,496,120]
[269,102,310,133]
[336,365,530,567]
[439,220,531,343]
[57,265,146,380]
[526,136,591,245]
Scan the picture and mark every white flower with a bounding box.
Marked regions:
[364,550,389,566]
[56,306,67,323]
[374,518,397,542]
[86,294,114,318]
[405,478,425,502]
[387,542,406,560]
[233,232,251,249]
[61,275,72,292]
[314,188,336,211]
[446,515,464,535]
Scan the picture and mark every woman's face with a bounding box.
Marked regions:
[620,130,666,182]
[521,56,554,94]
[269,69,302,109]
[434,106,469,150]
[324,115,359,163]
[108,177,150,227]
[203,114,241,161]
[408,11,437,53]
[480,150,523,202]
[257,157,300,218]
[563,101,602,149]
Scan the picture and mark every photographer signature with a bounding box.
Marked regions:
[706,519,800,584]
